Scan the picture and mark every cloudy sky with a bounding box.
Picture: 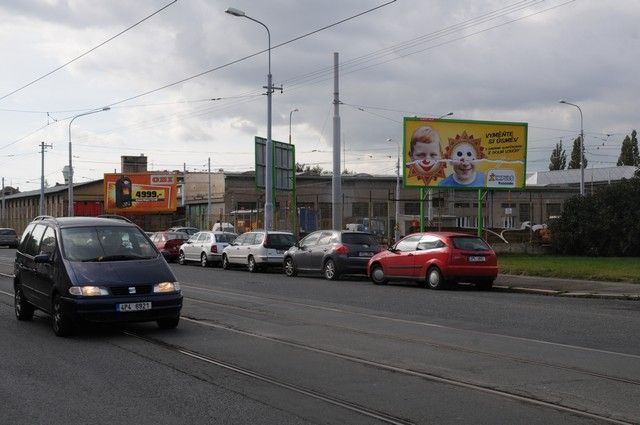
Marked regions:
[0,0,637,191]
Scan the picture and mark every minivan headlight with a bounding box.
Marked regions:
[154,281,180,293]
[69,286,109,296]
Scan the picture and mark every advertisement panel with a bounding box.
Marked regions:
[255,136,295,191]
[403,118,527,190]
[104,173,178,213]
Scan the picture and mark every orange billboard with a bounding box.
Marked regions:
[104,173,177,213]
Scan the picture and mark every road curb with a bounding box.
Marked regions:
[494,285,640,300]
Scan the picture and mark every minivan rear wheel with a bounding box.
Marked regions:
[52,294,74,337]
[14,284,34,321]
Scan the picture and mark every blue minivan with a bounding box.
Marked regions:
[14,216,182,336]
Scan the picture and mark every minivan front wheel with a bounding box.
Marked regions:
[15,284,34,321]
[52,294,74,337]
[157,316,180,329]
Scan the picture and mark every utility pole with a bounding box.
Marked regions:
[39,142,54,216]
[332,52,342,230]
[207,157,212,230]
[1,177,5,227]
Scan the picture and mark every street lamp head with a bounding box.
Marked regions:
[386,138,392,142]
[225,7,245,17]
[293,108,299,113]
[559,99,567,104]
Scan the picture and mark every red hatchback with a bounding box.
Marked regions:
[150,231,190,262]
[367,232,497,290]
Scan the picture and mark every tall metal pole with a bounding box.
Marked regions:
[388,138,400,242]
[68,107,110,216]
[207,157,212,230]
[39,142,53,216]
[332,52,342,231]
[226,8,274,230]
[289,108,298,145]
[559,100,585,196]
[1,177,4,227]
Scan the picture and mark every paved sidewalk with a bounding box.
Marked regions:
[495,274,640,300]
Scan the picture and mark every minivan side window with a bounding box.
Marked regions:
[24,224,46,256]
[18,223,36,252]
[40,227,57,256]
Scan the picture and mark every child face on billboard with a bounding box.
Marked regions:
[451,142,478,183]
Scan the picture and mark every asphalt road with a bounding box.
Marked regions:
[1,247,639,424]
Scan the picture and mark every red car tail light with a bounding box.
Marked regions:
[210,245,218,254]
[335,244,349,255]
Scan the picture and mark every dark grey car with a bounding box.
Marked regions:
[0,228,19,248]
[283,230,380,280]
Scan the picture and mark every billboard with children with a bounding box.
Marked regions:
[403,117,527,190]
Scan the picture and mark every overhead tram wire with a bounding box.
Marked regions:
[101,0,397,109]
[0,0,178,103]
[2,0,576,152]
[282,0,545,87]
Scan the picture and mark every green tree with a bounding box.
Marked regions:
[548,140,567,170]
[550,177,640,256]
[568,136,587,169]
[617,135,635,166]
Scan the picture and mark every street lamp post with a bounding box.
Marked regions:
[68,107,110,216]
[387,138,400,243]
[289,108,298,144]
[559,100,585,196]
[226,7,275,230]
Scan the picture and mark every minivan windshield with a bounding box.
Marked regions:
[61,226,158,261]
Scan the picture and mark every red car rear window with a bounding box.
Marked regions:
[451,237,490,251]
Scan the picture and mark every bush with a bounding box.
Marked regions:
[550,178,640,256]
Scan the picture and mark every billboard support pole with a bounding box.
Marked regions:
[477,189,486,237]
[419,187,426,232]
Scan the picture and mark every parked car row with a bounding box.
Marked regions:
[173,228,498,290]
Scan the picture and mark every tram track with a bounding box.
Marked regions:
[182,293,640,387]
[1,283,637,423]
[125,316,633,425]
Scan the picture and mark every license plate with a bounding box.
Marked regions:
[116,302,151,312]
[468,256,486,262]
[359,252,373,257]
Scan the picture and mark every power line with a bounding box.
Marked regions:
[0,0,178,103]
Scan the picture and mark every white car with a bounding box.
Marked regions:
[179,231,237,267]
[222,230,296,272]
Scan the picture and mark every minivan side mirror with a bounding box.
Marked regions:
[34,253,52,264]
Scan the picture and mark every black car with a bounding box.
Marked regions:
[14,216,182,336]
[283,230,380,280]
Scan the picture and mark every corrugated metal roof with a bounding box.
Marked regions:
[526,166,637,186]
